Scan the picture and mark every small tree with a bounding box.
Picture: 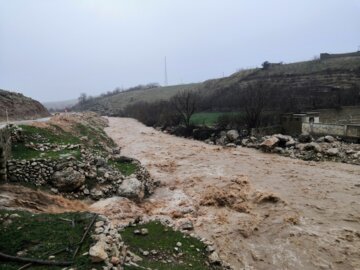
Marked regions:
[241,82,269,131]
[78,93,87,104]
[170,90,199,128]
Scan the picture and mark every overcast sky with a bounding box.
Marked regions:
[0,0,359,102]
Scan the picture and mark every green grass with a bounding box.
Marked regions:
[190,112,242,126]
[0,210,102,270]
[122,221,214,270]
[18,125,80,145]
[75,123,116,151]
[11,143,81,160]
[109,160,138,176]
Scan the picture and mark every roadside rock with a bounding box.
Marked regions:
[303,142,322,153]
[260,137,279,151]
[51,167,85,192]
[117,177,144,200]
[226,130,239,142]
[324,135,335,143]
[298,133,313,143]
[326,148,339,156]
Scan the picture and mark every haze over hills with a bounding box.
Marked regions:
[43,99,78,112]
[74,53,360,116]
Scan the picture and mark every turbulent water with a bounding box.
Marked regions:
[103,117,360,270]
[0,184,88,213]
[2,116,360,269]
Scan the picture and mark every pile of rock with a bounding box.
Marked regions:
[244,134,360,164]
[89,217,126,269]
[25,142,81,152]
[7,150,156,201]
[199,128,360,164]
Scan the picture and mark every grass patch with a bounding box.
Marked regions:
[18,125,80,145]
[11,143,81,160]
[109,160,138,176]
[190,112,243,126]
[0,210,102,270]
[74,123,116,151]
[122,221,214,270]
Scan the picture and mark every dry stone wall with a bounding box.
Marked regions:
[0,126,11,181]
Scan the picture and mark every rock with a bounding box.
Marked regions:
[178,219,194,231]
[140,228,149,235]
[298,133,313,143]
[303,142,322,153]
[110,256,120,265]
[225,143,237,148]
[260,137,279,151]
[9,213,20,219]
[326,148,339,156]
[324,135,335,143]
[208,251,221,265]
[285,139,296,148]
[142,251,149,256]
[274,134,293,143]
[89,240,108,262]
[117,178,144,200]
[176,242,182,247]
[226,130,239,142]
[95,221,105,228]
[127,251,143,262]
[95,157,107,167]
[241,138,249,146]
[51,167,85,192]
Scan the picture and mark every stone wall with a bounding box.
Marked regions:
[320,52,360,60]
[0,126,11,181]
[302,123,360,139]
[251,125,282,137]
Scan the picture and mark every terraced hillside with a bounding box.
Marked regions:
[73,84,199,116]
[198,56,360,112]
[73,56,360,117]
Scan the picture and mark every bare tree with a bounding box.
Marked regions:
[78,93,87,104]
[241,82,269,131]
[171,90,199,127]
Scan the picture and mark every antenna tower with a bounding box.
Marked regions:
[164,56,168,86]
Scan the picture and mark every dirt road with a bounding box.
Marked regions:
[103,117,360,270]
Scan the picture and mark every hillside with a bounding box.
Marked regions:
[43,99,78,112]
[0,89,50,122]
[197,56,360,112]
[73,56,360,117]
[73,83,199,115]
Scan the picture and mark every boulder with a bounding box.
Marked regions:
[326,148,339,156]
[89,240,108,262]
[324,135,335,143]
[260,137,279,151]
[51,167,85,192]
[208,251,221,265]
[285,139,296,148]
[298,133,313,143]
[303,142,322,153]
[117,177,144,200]
[226,130,239,142]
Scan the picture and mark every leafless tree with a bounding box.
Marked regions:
[241,81,269,131]
[171,90,199,127]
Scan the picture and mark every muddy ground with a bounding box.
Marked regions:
[100,117,360,270]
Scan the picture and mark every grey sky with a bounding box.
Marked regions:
[1,0,359,102]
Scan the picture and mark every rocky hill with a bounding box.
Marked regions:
[0,89,50,122]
